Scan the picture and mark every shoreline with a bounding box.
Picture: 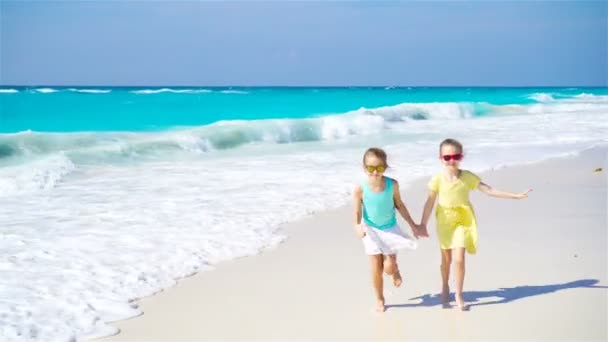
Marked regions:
[102,147,607,341]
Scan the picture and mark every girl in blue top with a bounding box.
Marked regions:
[353,147,427,312]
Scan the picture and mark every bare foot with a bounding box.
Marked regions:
[376,299,386,312]
[392,270,403,288]
[455,294,469,311]
[441,285,450,304]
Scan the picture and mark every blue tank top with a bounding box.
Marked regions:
[362,177,397,230]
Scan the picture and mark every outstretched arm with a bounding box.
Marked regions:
[478,182,532,199]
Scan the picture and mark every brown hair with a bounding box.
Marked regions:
[439,138,463,154]
[363,147,389,167]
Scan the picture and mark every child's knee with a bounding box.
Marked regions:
[384,268,396,276]
[441,256,452,266]
[383,263,396,275]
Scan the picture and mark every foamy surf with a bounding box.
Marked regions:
[67,89,112,94]
[34,88,60,93]
[131,88,213,94]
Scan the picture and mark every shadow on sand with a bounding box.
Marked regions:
[386,279,607,310]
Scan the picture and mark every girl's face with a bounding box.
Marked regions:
[440,144,463,169]
[364,154,386,180]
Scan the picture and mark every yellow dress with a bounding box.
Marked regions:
[428,170,481,254]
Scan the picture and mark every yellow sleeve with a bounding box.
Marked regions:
[464,171,481,190]
[427,174,440,192]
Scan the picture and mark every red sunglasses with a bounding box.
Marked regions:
[442,153,463,161]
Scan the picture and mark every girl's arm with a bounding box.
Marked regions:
[353,185,366,238]
[478,182,532,199]
[393,180,426,237]
[420,191,437,228]
[392,180,416,227]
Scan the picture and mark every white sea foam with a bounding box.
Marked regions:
[67,89,112,94]
[131,88,213,94]
[34,88,59,93]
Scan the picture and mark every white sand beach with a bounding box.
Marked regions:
[104,147,607,341]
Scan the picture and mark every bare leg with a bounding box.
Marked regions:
[453,247,468,310]
[383,255,395,275]
[370,255,385,312]
[384,254,402,287]
[440,249,452,305]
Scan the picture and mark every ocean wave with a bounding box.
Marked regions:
[570,93,608,103]
[131,88,213,94]
[67,88,112,94]
[34,88,59,93]
[0,153,75,195]
[529,93,556,102]
[529,92,608,104]
[131,88,248,94]
[0,89,19,94]
[0,101,480,161]
[219,90,249,94]
[1,98,606,162]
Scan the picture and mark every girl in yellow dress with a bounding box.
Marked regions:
[420,138,531,310]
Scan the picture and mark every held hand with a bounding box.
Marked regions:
[411,225,420,239]
[514,189,533,199]
[355,224,366,239]
[417,223,430,238]
[411,223,428,239]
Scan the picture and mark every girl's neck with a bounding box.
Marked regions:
[444,168,461,178]
[367,176,384,187]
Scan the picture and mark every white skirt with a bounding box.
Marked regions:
[362,223,418,255]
